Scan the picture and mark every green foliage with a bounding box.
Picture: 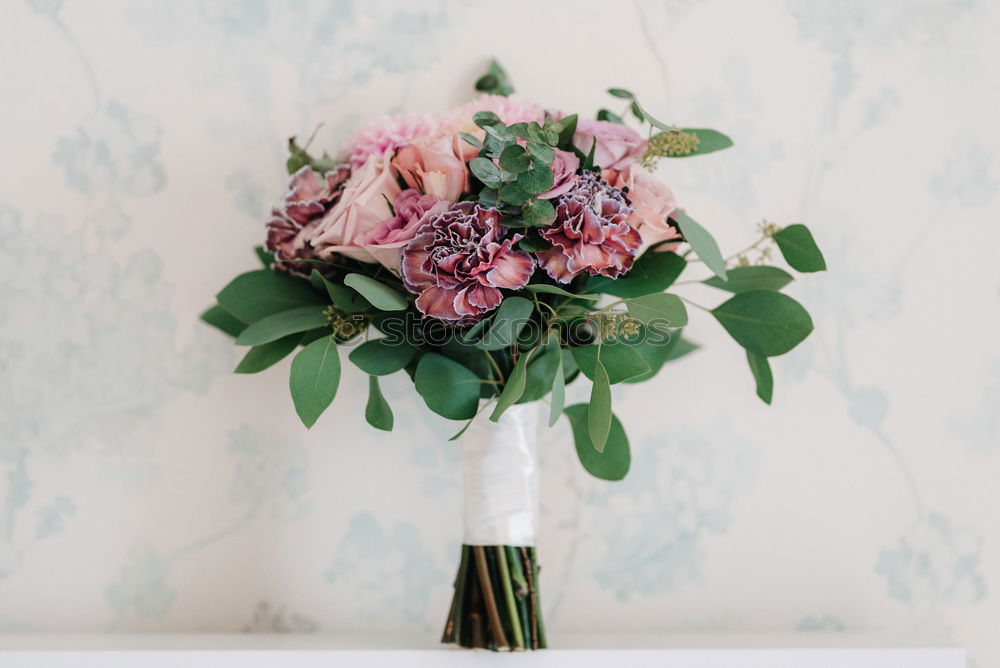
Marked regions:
[475,297,535,351]
[235,305,329,346]
[475,59,515,96]
[712,289,814,357]
[289,336,341,428]
[623,328,696,384]
[523,284,599,301]
[491,349,535,422]
[255,245,275,267]
[365,376,394,431]
[549,345,566,427]
[311,270,369,313]
[286,135,338,175]
[596,108,624,124]
[672,211,727,281]
[349,338,417,375]
[588,357,612,452]
[565,404,630,480]
[703,266,793,293]
[625,293,688,329]
[521,198,556,226]
[343,273,408,311]
[234,333,302,374]
[571,344,650,384]
[746,351,773,404]
[585,251,687,298]
[217,270,325,323]
[679,129,733,156]
[415,354,481,420]
[200,305,246,338]
[774,224,827,272]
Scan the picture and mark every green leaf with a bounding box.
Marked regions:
[217,270,325,323]
[623,327,693,384]
[476,297,534,351]
[255,245,274,267]
[661,128,734,157]
[703,266,794,293]
[630,101,644,123]
[499,182,531,206]
[289,336,341,428]
[773,224,827,272]
[523,284,600,301]
[552,114,578,148]
[415,354,481,420]
[235,305,329,346]
[459,132,484,149]
[310,270,366,312]
[526,142,554,163]
[521,198,556,226]
[365,376,394,431]
[586,251,687,297]
[343,273,408,311]
[712,289,814,356]
[746,351,773,404]
[234,333,302,374]
[470,157,502,186]
[607,88,634,99]
[571,344,650,384]
[633,102,674,132]
[625,293,688,328]
[491,348,536,422]
[499,145,531,173]
[349,338,416,375]
[596,109,624,124]
[549,344,566,427]
[565,404,630,480]
[589,357,612,452]
[517,161,554,195]
[672,211,727,281]
[473,111,502,127]
[517,339,561,404]
[200,305,247,338]
[474,60,514,96]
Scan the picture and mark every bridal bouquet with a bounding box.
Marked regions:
[202,62,825,651]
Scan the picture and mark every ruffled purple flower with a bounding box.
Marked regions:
[266,165,351,274]
[535,170,641,283]
[401,203,535,322]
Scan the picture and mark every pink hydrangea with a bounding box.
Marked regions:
[344,113,441,169]
[401,202,535,322]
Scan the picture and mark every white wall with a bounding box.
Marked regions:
[1,0,997,664]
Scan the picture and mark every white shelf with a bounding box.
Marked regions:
[0,633,965,667]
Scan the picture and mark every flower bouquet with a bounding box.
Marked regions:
[202,62,825,651]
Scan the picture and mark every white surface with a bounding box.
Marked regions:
[460,404,540,545]
[0,634,967,667]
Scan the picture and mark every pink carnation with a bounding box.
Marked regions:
[344,114,441,169]
[401,202,535,322]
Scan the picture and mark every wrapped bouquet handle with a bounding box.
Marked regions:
[443,404,545,650]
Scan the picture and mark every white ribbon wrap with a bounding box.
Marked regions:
[459,403,540,546]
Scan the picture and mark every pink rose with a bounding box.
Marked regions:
[308,151,401,263]
[361,189,451,273]
[604,165,681,254]
[538,149,580,200]
[392,131,469,201]
[572,119,647,170]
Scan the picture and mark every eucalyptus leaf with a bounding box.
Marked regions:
[521,198,556,226]
[712,289,814,357]
[625,293,688,329]
[499,145,531,173]
[523,284,600,301]
[597,109,624,124]
[549,343,566,427]
[349,338,417,375]
[607,88,635,99]
[310,270,367,312]
[217,269,325,323]
[774,224,827,273]
[289,336,341,428]
[470,157,502,185]
[491,348,535,422]
[201,305,247,338]
[234,333,301,374]
[703,266,793,293]
[624,327,693,384]
[585,251,686,298]
[565,404,630,481]
[343,273,408,311]
[235,305,329,346]
[589,358,612,452]
[365,375,394,431]
[255,245,274,267]
[746,351,773,404]
[572,344,650,384]
[665,128,734,157]
[672,211,727,281]
[518,161,553,195]
[476,297,534,351]
[414,354,481,420]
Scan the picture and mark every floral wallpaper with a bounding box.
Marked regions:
[1,0,997,664]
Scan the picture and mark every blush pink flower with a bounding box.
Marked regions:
[393,131,469,201]
[401,202,535,322]
[538,148,580,199]
[444,95,546,160]
[309,151,401,263]
[604,165,681,254]
[344,114,441,169]
[535,171,641,283]
[572,119,647,170]
[361,189,451,274]
[265,165,351,274]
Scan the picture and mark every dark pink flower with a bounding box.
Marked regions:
[535,171,641,283]
[401,203,535,322]
[266,165,350,273]
[537,148,580,200]
[572,119,647,170]
[361,189,451,273]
